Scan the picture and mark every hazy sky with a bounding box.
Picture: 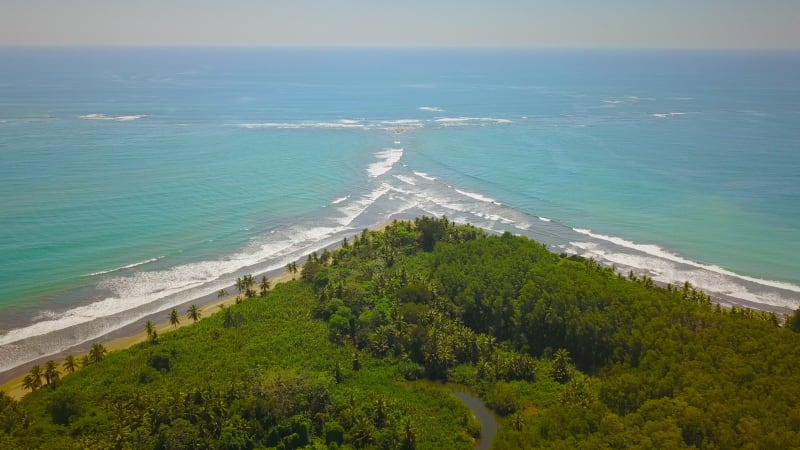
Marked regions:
[1,0,798,48]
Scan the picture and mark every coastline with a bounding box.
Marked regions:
[1,219,795,400]
[0,270,295,399]
[0,221,396,400]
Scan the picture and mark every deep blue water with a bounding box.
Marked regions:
[1,48,798,373]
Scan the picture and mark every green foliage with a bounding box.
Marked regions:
[48,390,82,426]
[5,217,800,450]
[7,275,472,449]
[306,218,800,449]
[550,348,573,383]
[787,307,800,332]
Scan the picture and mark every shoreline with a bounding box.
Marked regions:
[0,220,397,400]
[1,218,795,399]
[0,270,295,399]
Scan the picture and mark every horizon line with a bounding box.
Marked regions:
[1,44,799,51]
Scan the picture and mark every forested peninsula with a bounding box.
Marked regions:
[2,218,800,449]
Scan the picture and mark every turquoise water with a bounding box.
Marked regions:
[1,48,798,373]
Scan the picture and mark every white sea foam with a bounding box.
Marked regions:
[336,184,392,226]
[240,120,366,130]
[80,114,147,122]
[435,117,513,126]
[572,228,800,294]
[331,195,350,205]
[603,100,624,105]
[381,119,423,125]
[393,175,417,186]
[472,210,515,224]
[455,189,501,205]
[419,106,445,112]
[386,184,414,196]
[367,148,404,178]
[239,119,425,132]
[84,256,165,277]
[652,112,686,119]
[568,241,798,310]
[538,216,551,222]
[413,171,437,181]
[0,221,351,357]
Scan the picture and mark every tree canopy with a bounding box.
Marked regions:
[2,217,798,449]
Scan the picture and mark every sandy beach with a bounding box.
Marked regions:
[1,270,295,400]
[1,221,398,400]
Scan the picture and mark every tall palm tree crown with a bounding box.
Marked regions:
[187,304,201,322]
[169,308,180,328]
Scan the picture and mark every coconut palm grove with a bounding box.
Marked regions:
[1,218,800,449]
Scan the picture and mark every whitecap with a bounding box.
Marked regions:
[331,195,350,205]
[538,216,551,222]
[652,112,686,119]
[367,148,404,178]
[80,114,147,122]
[435,117,513,126]
[239,121,366,130]
[84,256,165,277]
[413,171,437,181]
[419,106,445,112]
[455,189,501,205]
[393,174,417,186]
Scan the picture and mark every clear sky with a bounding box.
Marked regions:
[1,0,798,49]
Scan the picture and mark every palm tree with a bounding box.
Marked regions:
[169,308,180,328]
[550,348,573,383]
[217,289,228,298]
[144,320,155,339]
[235,277,245,295]
[22,374,35,392]
[89,343,107,364]
[28,365,43,390]
[63,355,77,374]
[80,355,91,368]
[243,274,256,298]
[259,276,270,297]
[187,304,201,323]
[44,360,60,386]
[150,329,159,345]
[286,262,297,279]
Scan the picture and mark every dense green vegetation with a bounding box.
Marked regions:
[2,217,800,449]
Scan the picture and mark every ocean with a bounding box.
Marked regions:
[1,48,798,375]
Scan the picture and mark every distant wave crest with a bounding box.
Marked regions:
[652,112,686,119]
[80,114,147,122]
[84,256,165,277]
[434,117,513,126]
[455,188,501,205]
